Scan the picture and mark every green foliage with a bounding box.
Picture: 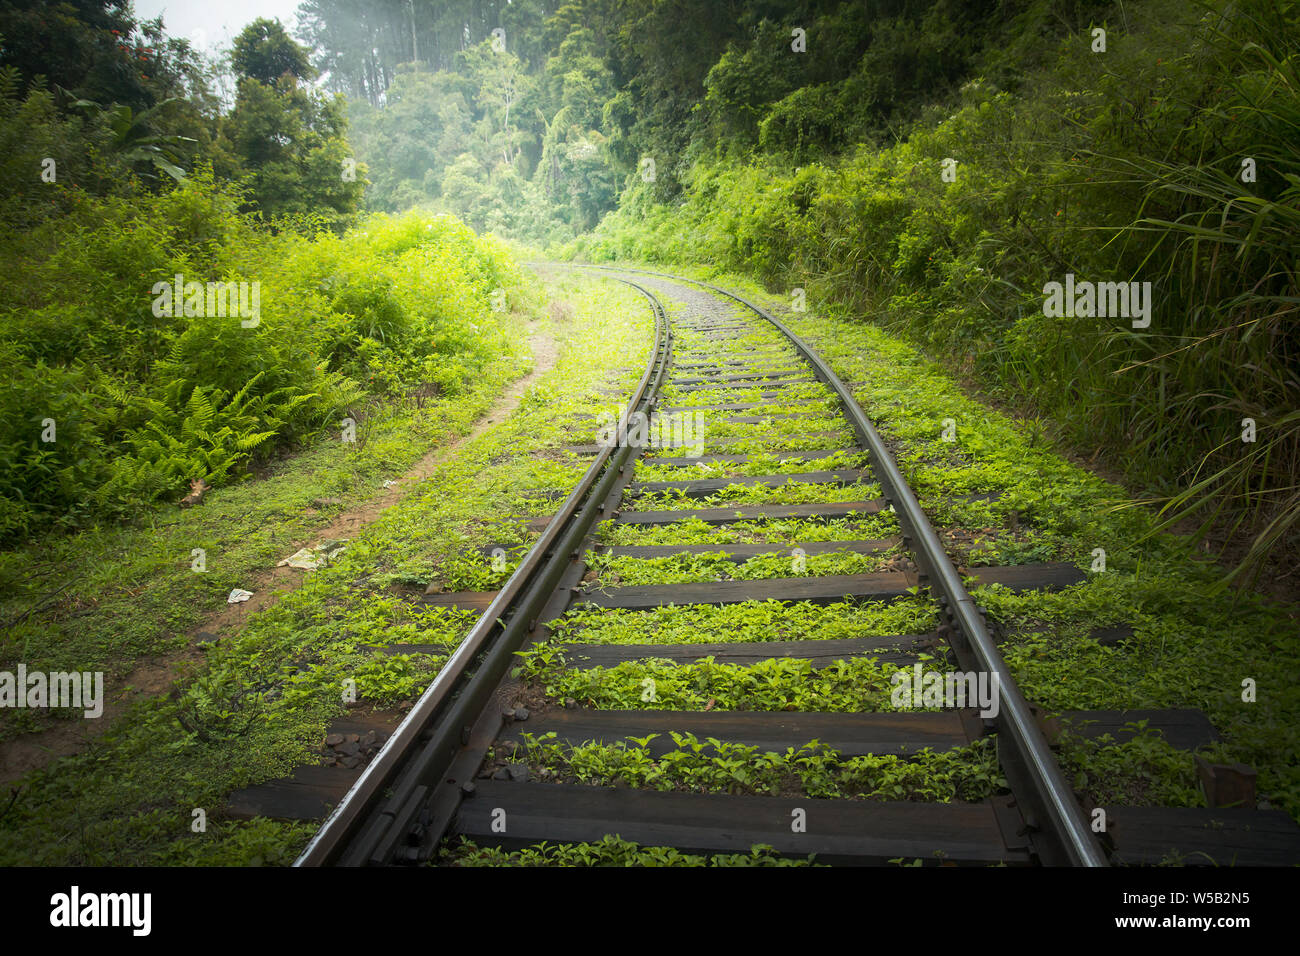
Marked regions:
[1057,727,1205,809]
[306,0,1071,239]
[231,18,316,85]
[103,376,302,506]
[514,731,1002,802]
[0,180,523,542]
[575,0,1300,578]
[442,834,816,867]
[67,97,194,181]
[219,24,365,227]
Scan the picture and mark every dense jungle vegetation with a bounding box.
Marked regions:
[0,3,521,547]
[1,0,1296,581]
[0,0,1298,872]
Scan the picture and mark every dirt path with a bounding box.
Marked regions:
[0,318,563,787]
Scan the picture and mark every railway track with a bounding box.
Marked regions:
[266,267,1299,867]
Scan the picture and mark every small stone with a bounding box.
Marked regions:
[564,698,577,710]
[501,707,516,720]
[492,767,510,780]
[513,707,530,721]
[506,762,529,782]
[341,755,361,769]
[360,730,378,748]
[346,733,361,743]
[338,741,361,756]
[312,497,343,508]
[325,734,344,747]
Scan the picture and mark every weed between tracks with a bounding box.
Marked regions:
[550,598,937,646]
[441,835,817,866]
[494,732,1002,802]
[586,549,901,588]
[518,650,929,714]
[600,515,902,547]
[634,449,867,482]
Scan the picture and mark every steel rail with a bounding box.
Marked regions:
[576,264,1109,867]
[294,278,672,866]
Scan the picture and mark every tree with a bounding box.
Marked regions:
[458,40,535,168]
[231,18,316,86]
[0,0,208,112]
[347,66,475,210]
[219,20,364,227]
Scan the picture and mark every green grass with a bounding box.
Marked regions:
[503,731,1003,802]
[440,834,818,867]
[585,548,898,588]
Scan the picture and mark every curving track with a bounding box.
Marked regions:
[290,268,1298,867]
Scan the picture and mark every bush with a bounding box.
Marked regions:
[0,178,522,542]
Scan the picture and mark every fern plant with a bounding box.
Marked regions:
[97,373,314,507]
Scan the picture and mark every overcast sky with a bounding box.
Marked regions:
[134,0,305,53]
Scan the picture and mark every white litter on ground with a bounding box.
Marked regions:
[277,548,322,570]
[227,589,254,604]
[276,540,348,571]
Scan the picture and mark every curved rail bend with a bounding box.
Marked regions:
[582,265,1106,867]
[298,266,1106,867]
